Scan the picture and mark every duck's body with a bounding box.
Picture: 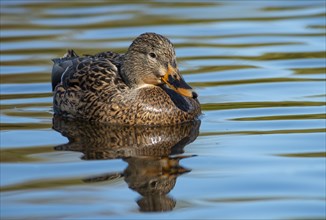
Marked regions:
[52,33,201,125]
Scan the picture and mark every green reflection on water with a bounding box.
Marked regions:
[277,152,326,158]
[232,113,326,121]
[185,65,256,75]
[201,101,326,111]
[0,178,86,193]
[191,77,324,87]
[0,146,53,163]
[182,51,325,62]
[0,92,52,100]
[1,73,50,84]
[0,123,51,131]
[199,128,325,137]
[0,103,51,110]
[292,67,326,75]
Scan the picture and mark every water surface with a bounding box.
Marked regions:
[1,1,325,219]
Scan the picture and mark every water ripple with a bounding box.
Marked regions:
[1,0,325,219]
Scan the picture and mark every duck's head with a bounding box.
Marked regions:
[121,33,197,99]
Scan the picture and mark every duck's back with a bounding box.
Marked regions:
[52,50,124,90]
[52,50,130,121]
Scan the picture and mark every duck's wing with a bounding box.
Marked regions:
[51,50,126,92]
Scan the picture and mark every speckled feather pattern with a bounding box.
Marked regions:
[53,115,200,210]
[53,115,200,158]
[52,34,201,125]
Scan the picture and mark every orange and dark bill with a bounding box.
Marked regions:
[162,64,198,98]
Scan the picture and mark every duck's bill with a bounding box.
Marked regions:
[162,65,197,98]
[163,166,191,176]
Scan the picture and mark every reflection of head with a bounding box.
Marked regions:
[82,155,190,212]
[123,156,190,212]
[129,175,177,196]
[137,194,176,212]
[124,156,190,195]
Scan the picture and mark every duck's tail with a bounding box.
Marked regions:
[51,49,78,91]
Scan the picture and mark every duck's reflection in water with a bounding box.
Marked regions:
[53,116,200,212]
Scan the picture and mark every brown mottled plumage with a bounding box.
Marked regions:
[52,33,201,125]
[53,115,200,212]
[53,115,200,159]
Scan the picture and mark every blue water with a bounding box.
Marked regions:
[1,1,325,219]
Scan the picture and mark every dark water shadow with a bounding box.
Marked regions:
[52,116,200,212]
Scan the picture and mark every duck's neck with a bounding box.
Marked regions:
[120,53,144,89]
[120,68,135,89]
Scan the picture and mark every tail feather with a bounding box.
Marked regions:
[63,49,78,58]
[51,50,78,91]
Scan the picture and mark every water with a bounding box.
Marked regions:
[1,0,325,219]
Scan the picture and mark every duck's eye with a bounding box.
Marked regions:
[149,53,156,58]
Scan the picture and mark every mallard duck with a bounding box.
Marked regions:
[52,33,201,125]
